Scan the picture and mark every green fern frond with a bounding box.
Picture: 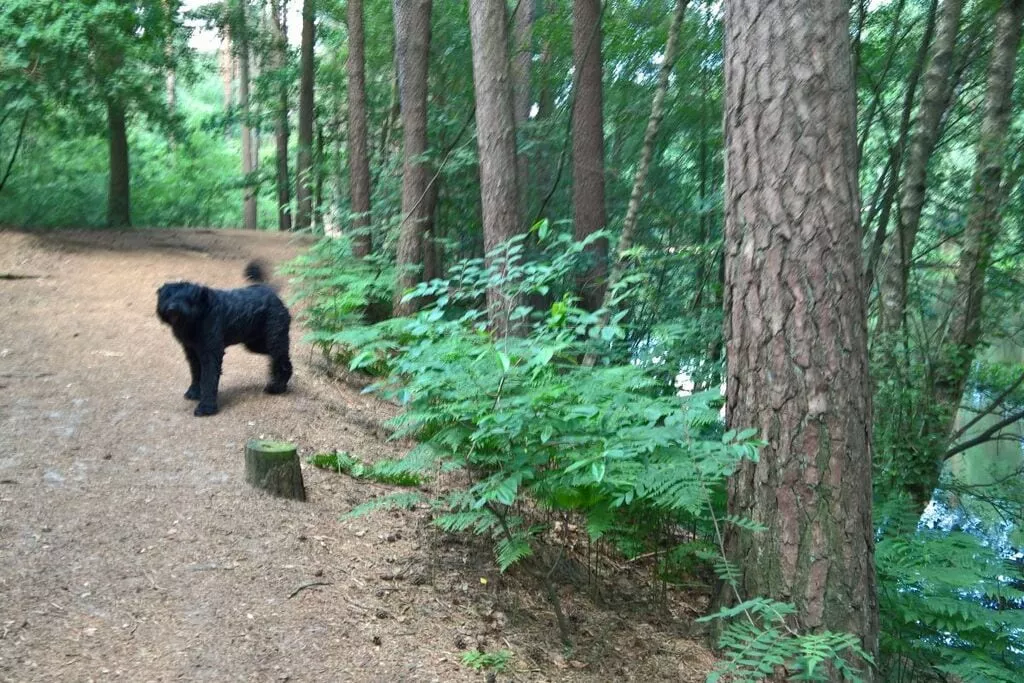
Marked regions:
[495,534,533,572]
[344,492,425,519]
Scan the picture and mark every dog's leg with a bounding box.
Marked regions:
[184,347,201,400]
[265,326,292,394]
[266,353,292,394]
[195,347,224,416]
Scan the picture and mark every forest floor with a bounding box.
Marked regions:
[0,228,714,682]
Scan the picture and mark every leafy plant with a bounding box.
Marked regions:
[308,450,422,487]
[875,496,1024,682]
[296,231,759,647]
[460,648,513,673]
[284,235,398,372]
[698,598,872,682]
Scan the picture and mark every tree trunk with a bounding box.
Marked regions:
[721,0,878,666]
[572,0,608,312]
[347,0,373,256]
[164,0,176,122]
[511,0,535,223]
[421,177,440,281]
[219,33,236,113]
[106,99,131,228]
[912,0,1024,507]
[295,0,316,231]
[469,0,523,337]
[270,0,292,232]
[532,1,556,224]
[392,0,434,317]
[861,0,937,289]
[877,0,964,334]
[607,0,688,302]
[237,8,258,232]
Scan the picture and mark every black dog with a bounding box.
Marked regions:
[157,261,293,416]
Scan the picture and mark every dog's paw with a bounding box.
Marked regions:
[184,386,201,400]
[264,383,288,395]
[194,402,218,417]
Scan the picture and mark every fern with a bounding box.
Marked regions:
[344,491,425,519]
[308,451,423,486]
[701,598,871,682]
[875,497,1024,681]
[495,533,534,572]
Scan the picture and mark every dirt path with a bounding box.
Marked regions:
[0,229,710,682]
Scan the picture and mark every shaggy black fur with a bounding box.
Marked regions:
[157,261,292,416]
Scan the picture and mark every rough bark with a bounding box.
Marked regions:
[347,0,372,256]
[106,99,131,228]
[572,0,608,312]
[914,0,1024,506]
[877,0,964,334]
[270,0,292,232]
[469,0,524,336]
[392,0,434,316]
[237,9,258,232]
[721,0,878,665]
[295,0,316,231]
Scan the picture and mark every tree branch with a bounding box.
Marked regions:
[944,406,1024,461]
[948,369,1024,442]
[0,110,29,194]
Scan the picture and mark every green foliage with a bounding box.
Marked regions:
[875,497,1024,682]
[699,599,872,682]
[300,232,757,582]
[460,648,513,673]
[307,450,423,487]
[284,235,398,370]
[344,491,425,519]
[0,0,182,123]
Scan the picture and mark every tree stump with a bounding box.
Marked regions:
[244,440,306,501]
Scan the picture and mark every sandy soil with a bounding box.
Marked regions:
[0,228,713,682]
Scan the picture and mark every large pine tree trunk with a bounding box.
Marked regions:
[876,0,964,334]
[469,0,523,337]
[721,0,878,664]
[571,0,608,312]
[392,0,434,316]
[347,0,372,256]
[270,0,292,232]
[295,0,316,231]
[106,99,131,228]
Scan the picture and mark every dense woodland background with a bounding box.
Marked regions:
[2,0,1024,680]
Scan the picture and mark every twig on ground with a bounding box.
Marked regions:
[288,580,333,599]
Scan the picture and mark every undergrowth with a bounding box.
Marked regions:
[308,451,423,487]
[291,228,882,681]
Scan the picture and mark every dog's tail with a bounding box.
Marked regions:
[244,260,269,284]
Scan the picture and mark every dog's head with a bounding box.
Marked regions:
[156,281,210,328]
